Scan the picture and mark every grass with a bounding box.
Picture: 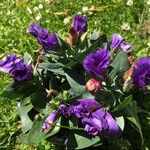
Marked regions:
[0,0,150,149]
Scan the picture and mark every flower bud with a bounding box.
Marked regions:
[86,78,101,94]
[42,110,59,132]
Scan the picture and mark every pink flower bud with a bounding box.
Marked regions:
[86,78,101,94]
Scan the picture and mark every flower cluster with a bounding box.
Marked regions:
[1,15,149,149]
[42,99,119,136]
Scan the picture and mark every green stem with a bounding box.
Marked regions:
[55,124,84,131]
[46,121,84,131]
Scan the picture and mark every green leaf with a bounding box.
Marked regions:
[124,100,143,144]
[45,117,61,138]
[38,62,65,76]
[115,116,125,131]
[95,89,116,106]
[90,32,100,41]
[73,39,100,63]
[27,119,45,146]
[113,95,132,112]
[1,81,21,99]
[110,50,130,79]
[39,62,65,69]
[18,98,33,133]
[30,91,48,112]
[67,131,101,149]
[65,73,86,97]
[23,52,32,65]
[65,73,83,87]
[2,80,37,98]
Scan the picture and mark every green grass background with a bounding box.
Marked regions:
[0,0,150,149]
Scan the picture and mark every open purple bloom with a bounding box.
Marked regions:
[0,54,21,73]
[11,61,32,81]
[42,110,59,132]
[83,48,110,80]
[0,54,32,81]
[38,32,59,50]
[72,15,87,36]
[27,22,59,51]
[82,108,119,136]
[132,57,150,92]
[110,33,131,52]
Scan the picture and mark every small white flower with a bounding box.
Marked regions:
[121,22,131,31]
[7,10,11,15]
[46,10,49,13]
[45,0,52,4]
[147,42,150,47]
[78,11,82,15]
[35,14,42,21]
[38,4,43,9]
[33,6,39,12]
[82,6,88,13]
[26,7,32,14]
[147,0,150,5]
[63,17,71,25]
[127,0,133,6]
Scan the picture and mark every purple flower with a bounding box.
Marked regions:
[58,104,74,117]
[78,99,100,113]
[0,54,32,81]
[71,99,101,118]
[110,33,131,52]
[0,54,21,73]
[72,15,87,36]
[11,61,32,81]
[83,48,110,79]
[42,110,59,132]
[120,41,131,52]
[132,57,150,92]
[82,117,102,135]
[82,108,119,136]
[38,32,59,50]
[27,22,48,38]
[27,22,59,51]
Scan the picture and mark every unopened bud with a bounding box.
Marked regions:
[86,78,101,94]
[46,89,59,97]
[34,114,41,120]
[42,110,59,132]
[62,90,70,100]
[123,77,133,92]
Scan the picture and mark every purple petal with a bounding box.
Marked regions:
[42,110,59,132]
[110,33,124,50]
[38,32,59,50]
[27,22,48,38]
[105,112,120,135]
[120,41,131,52]
[132,57,150,92]
[78,98,101,112]
[110,33,131,52]
[0,54,21,73]
[72,15,87,36]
